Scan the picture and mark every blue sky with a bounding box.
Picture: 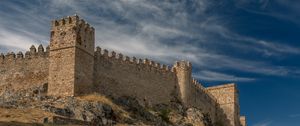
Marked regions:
[0,0,299,125]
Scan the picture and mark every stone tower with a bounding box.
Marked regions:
[174,61,192,106]
[48,15,95,96]
[206,84,241,126]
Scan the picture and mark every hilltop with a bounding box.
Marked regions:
[0,84,213,126]
[0,15,246,126]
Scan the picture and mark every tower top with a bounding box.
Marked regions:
[51,15,94,32]
[49,15,95,54]
[174,60,192,70]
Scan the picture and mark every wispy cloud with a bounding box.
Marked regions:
[0,29,41,52]
[0,1,49,51]
[289,114,300,118]
[253,120,272,126]
[200,20,300,56]
[194,70,255,82]
[0,0,299,81]
[235,0,300,26]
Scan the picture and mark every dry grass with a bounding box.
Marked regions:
[77,93,132,120]
[77,93,115,107]
[0,94,135,125]
[0,108,54,124]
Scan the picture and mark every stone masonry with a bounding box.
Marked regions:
[0,15,247,126]
[48,15,94,96]
[206,84,242,126]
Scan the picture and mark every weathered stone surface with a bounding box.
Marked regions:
[206,84,241,126]
[0,51,48,96]
[185,108,209,126]
[48,15,94,97]
[0,82,240,126]
[0,15,246,126]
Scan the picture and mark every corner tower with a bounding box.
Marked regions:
[48,15,95,96]
[206,84,241,126]
[174,61,192,106]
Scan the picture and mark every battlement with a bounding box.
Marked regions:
[51,15,94,41]
[174,60,192,70]
[192,78,218,101]
[192,78,205,90]
[51,15,94,32]
[0,45,49,63]
[206,83,236,90]
[0,15,246,126]
[192,78,217,103]
[94,46,176,74]
[50,15,95,56]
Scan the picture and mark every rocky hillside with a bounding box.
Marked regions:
[0,84,214,126]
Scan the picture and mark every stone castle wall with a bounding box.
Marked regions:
[173,61,231,125]
[92,48,232,125]
[93,48,179,105]
[206,84,241,126]
[0,45,49,96]
[48,16,95,96]
[0,15,246,126]
[240,116,247,126]
[0,45,234,125]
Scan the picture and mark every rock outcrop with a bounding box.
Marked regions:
[0,84,214,126]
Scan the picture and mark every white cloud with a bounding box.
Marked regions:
[199,19,300,56]
[289,114,300,118]
[253,120,272,126]
[0,29,41,52]
[235,0,300,26]
[194,71,255,82]
[0,0,299,81]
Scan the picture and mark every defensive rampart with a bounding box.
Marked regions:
[0,45,49,96]
[173,61,231,124]
[93,47,179,105]
[92,47,232,125]
[206,84,241,126]
[0,15,247,126]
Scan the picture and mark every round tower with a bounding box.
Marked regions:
[173,60,192,106]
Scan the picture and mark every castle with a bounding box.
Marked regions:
[0,15,246,126]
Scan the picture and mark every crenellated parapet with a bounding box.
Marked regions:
[0,45,49,63]
[191,78,217,102]
[49,15,95,97]
[93,46,180,105]
[0,44,50,96]
[51,15,94,32]
[0,15,246,126]
[28,44,49,58]
[50,15,95,55]
[174,60,192,71]
[94,46,176,75]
